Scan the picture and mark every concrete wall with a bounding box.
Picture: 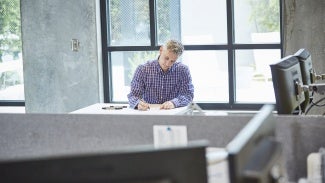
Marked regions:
[283,0,325,115]
[0,113,324,182]
[21,0,101,113]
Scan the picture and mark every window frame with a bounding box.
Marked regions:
[100,0,283,110]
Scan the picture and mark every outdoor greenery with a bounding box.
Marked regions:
[109,0,150,44]
[156,1,172,43]
[109,0,171,44]
[248,0,280,32]
[0,0,22,62]
[109,0,121,43]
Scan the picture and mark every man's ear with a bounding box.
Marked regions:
[159,46,163,54]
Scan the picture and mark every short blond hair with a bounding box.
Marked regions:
[164,40,184,57]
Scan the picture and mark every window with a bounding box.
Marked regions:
[101,0,282,110]
[0,0,24,105]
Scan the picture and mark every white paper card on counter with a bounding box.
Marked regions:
[153,125,188,148]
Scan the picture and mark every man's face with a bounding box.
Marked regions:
[158,46,178,72]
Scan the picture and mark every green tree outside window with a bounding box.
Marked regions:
[0,0,22,62]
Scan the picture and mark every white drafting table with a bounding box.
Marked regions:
[71,104,230,182]
[70,103,191,115]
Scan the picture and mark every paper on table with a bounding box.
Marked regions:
[149,104,162,110]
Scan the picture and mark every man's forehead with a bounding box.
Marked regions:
[164,49,178,57]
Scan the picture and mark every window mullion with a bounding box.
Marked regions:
[149,0,157,47]
[227,0,235,106]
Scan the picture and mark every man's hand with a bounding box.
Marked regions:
[160,101,175,110]
[138,100,150,111]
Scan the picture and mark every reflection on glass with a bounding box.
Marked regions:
[182,50,229,102]
[111,51,157,101]
[235,49,281,103]
[234,0,280,43]
[180,0,227,45]
[109,0,150,46]
[0,0,24,101]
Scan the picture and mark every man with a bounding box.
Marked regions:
[127,40,194,110]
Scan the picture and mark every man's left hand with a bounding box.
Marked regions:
[160,101,175,110]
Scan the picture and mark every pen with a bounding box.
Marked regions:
[102,105,127,110]
[140,99,150,110]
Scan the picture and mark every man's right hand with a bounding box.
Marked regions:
[138,100,150,111]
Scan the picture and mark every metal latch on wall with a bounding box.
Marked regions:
[71,39,80,52]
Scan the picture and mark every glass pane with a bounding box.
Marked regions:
[181,0,227,45]
[235,49,281,103]
[111,51,158,102]
[234,0,280,43]
[0,0,24,100]
[156,0,181,45]
[108,0,150,46]
[157,0,227,45]
[182,50,228,102]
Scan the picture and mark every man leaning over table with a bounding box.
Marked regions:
[127,39,194,111]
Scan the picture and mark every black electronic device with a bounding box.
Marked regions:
[0,141,209,183]
[294,48,325,114]
[270,55,305,114]
[294,48,314,112]
[294,49,325,83]
[227,105,285,183]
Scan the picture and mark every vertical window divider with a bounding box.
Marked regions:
[100,0,111,102]
[149,0,157,47]
[227,0,235,108]
[279,0,284,58]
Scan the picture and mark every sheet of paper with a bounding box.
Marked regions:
[149,104,162,110]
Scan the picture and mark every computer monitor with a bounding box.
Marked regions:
[294,48,325,114]
[294,48,313,85]
[270,55,305,114]
[227,105,284,183]
[294,48,314,112]
[0,141,209,183]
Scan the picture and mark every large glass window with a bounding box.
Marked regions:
[101,0,282,110]
[0,0,24,104]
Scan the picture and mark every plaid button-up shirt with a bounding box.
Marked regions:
[127,59,194,109]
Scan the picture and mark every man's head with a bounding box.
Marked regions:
[158,40,184,72]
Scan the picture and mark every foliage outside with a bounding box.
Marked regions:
[0,0,23,92]
[248,0,280,32]
[0,0,22,62]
